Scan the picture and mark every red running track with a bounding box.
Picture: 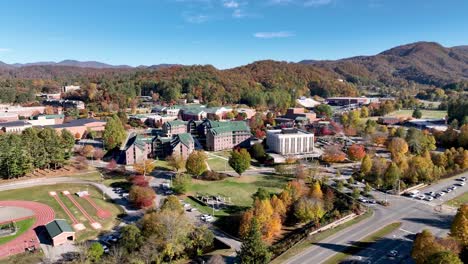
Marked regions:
[51,194,79,225]
[82,196,111,219]
[64,194,97,224]
[0,201,55,259]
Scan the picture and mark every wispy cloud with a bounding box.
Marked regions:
[184,14,209,23]
[0,48,11,52]
[304,0,332,7]
[254,31,295,38]
[223,0,239,8]
[232,9,245,18]
[268,0,333,7]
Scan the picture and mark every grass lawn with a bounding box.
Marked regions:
[323,222,402,264]
[270,209,373,264]
[445,191,468,208]
[0,184,123,242]
[154,159,176,171]
[207,157,232,172]
[0,218,35,245]
[187,175,288,208]
[0,251,44,264]
[386,109,447,119]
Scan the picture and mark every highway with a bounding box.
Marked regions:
[285,171,467,264]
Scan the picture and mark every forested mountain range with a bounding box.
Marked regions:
[301,42,468,88]
[0,41,466,110]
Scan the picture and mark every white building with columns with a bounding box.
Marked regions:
[266,129,314,155]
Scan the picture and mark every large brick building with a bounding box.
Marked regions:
[205,121,251,151]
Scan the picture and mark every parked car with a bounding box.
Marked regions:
[416,195,425,200]
[387,250,398,258]
[445,188,453,193]
[451,185,458,190]
[424,196,434,201]
[188,207,197,212]
[460,177,466,182]
[459,182,466,186]
[427,191,436,197]
[438,192,446,196]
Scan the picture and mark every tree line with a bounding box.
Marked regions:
[0,127,75,179]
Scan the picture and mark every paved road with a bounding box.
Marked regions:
[285,172,467,264]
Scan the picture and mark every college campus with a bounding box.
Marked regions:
[0,1,467,264]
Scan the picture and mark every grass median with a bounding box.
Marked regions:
[270,209,373,264]
[445,191,468,208]
[323,222,402,264]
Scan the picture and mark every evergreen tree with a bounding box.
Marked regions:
[229,148,251,176]
[238,219,271,264]
[61,129,76,159]
[412,108,423,118]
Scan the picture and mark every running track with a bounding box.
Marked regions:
[0,201,55,259]
[51,194,79,225]
[63,193,98,225]
[82,195,111,219]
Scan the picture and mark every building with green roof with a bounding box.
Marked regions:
[45,219,75,246]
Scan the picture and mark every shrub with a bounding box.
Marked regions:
[201,170,229,181]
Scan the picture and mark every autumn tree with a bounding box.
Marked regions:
[321,145,346,163]
[323,187,335,211]
[133,160,156,177]
[270,195,287,218]
[360,154,372,175]
[80,145,95,159]
[93,148,105,161]
[347,144,366,161]
[238,219,271,264]
[411,229,444,264]
[186,151,208,178]
[167,153,186,172]
[229,148,251,176]
[387,137,409,158]
[427,251,463,264]
[309,182,323,200]
[450,204,468,246]
[161,195,184,214]
[294,197,325,224]
[129,185,156,209]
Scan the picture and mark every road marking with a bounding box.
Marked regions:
[399,228,415,235]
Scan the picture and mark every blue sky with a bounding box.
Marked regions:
[0,0,467,69]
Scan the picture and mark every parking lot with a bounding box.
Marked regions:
[404,176,467,206]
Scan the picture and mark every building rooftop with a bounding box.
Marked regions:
[209,121,250,135]
[176,133,194,147]
[48,118,105,129]
[0,120,32,127]
[165,120,187,127]
[45,219,74,238]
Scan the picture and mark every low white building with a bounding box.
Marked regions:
[266,128,314,155]
[62,85,80,93]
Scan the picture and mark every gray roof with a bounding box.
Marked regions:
[48,118,105,129]
[0,120,32,127]
[45,219,74,238]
